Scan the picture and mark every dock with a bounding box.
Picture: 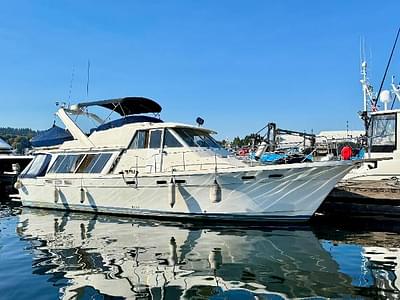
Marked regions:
[320,179,400,217]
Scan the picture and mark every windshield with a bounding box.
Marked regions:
[173,128,222,148]
[369,113,396,152]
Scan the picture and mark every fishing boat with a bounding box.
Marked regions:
[323,30,400,214]
[326,31,400,210]
[15,97,356,222]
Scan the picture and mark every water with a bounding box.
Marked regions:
[0,203,399,299]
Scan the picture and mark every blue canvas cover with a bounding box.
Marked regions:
[31,125,74,147]
[93,115,163,133]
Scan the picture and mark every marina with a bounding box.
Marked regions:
[1,2,400,299]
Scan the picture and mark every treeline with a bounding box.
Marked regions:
[0,127,38,154]
[228,135,254,148]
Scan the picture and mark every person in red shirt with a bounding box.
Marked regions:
[341,145,353,160]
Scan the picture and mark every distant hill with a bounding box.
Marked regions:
[0,127,38,154]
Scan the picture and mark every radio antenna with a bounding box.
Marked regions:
[86,59,91,99]
[67,65,75,106]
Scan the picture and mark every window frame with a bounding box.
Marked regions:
[46,152,115,175]
[148,129,163,149]
[163,128,183,148]
[369,113,397,153]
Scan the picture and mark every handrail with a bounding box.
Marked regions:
[121,148,241,174]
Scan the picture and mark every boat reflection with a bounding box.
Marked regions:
[16,208,399,299]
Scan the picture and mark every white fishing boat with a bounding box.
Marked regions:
[328,54,400,205]
[16,97,356,222]
[343,60,400,182]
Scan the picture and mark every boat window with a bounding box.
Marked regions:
[20,154,51,178]
[129,130,148,149]
[163,129,182,148]
[76,154,97,173]
[75,153,113,173]
[90,153,112,173]
[173,128,222,148]
[48,154,85,173]
[149,130,162,148]
[370,113,396,152]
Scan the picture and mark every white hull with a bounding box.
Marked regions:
[20,161,354,222]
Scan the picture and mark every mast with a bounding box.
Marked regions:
[359,60,373,140]
[361,61,368,113]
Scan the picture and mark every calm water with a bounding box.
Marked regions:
[1,203,400,299]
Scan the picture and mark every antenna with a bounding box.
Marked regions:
[359,36,366,71]
[371,27,400,110]
[86,59,91,99]
[67,65,75,106]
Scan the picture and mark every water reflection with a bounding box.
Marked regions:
[12,208,400,299]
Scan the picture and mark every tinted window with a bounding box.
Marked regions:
[48,155,66,173]
[174,128,222,148]
[20,154,51,178]
[149,130,162,148]
[48,154,85,173]
[370,113,396,152]
[164,129,182,148]
[90,153,112,173]
[76,154,98,173]
[130,130,148,149]
[75,153,112,173]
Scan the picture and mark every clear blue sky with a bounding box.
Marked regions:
[0,1,399,139]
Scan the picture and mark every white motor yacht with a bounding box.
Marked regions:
[16,97,356,222]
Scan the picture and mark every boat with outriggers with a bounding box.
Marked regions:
[15,97,358,222]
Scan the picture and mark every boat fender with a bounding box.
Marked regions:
[54,188,59,203]
[169,178,176,208]
[80,187,85,203]
[168,237,178,266]
[208,247,223,270]
[14,180,22,189]
[210,179,222,203]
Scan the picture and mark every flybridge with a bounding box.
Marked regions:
[72,97,162,117]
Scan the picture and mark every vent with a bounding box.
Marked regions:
[241,175,256,180]
[269,174,283,179]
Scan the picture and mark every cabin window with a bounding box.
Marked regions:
[48,154,85,173]
[149,130,162,148]
[370,113,396,152]
[129,130,148,149]
[89,153,112,173]
[163,129,182,148]
[76,154,97,173]
[75,153,113,173]
[20,154,51,178]
[174,128,222,148]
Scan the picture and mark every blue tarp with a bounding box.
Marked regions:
[31,125,74,147]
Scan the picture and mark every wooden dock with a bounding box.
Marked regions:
[320,179,400,217]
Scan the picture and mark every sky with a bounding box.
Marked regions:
[0,1,399,140]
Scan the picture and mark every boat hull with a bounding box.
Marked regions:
[19,162,354,222]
